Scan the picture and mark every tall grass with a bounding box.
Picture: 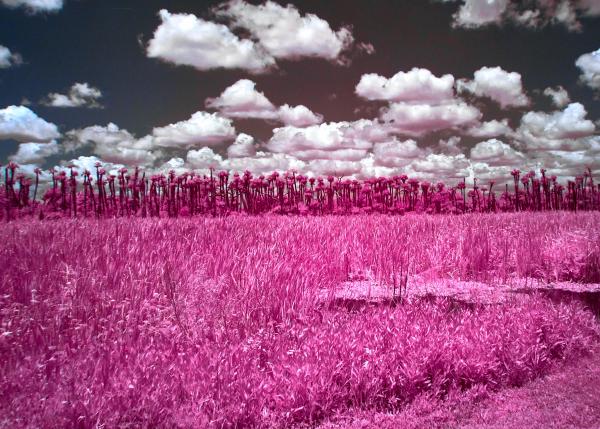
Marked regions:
[1,213,599,427]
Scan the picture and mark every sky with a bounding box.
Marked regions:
[0,0,599,184]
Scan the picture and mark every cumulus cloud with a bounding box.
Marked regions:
[205,79,278,119]
[447,0,600,31]
[266,121,388,160]
[278,104,323,127]
[306,159,364,176]
[223,151,305,174]
[410,153,471,179]
[575,48,600,90]
[206,79,323,127]
[151,111,236,148]
[372,138,429,168]
[437,136,464,156]
[470,139,526,166]
[42,82,103,108]
[543,86,571,108]
[61,155,125,176]
[453,0,507,27]
[519,102,595,140]
[1,0,63,13]
[515,102,596,151]
[355,68,455,104]
[0,45,22,68]
[465,119,513,138]
[10,140,60,164]
[380,101,481,136]
[186,147,224,169]
[457,66,529,108]
[66,123,159,166]
[216,0,354,62]
[227,133,256,158]
[0,105,60,142]
[147,10,275,73]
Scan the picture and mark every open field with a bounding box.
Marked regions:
[1,213,600,427]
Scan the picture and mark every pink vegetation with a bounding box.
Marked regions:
[0,214,599,427]
[2,163,600,219]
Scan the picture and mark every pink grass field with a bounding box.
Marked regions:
[1,212,600,427]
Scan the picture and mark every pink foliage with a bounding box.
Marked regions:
[0,215,599,427]
[1,164,600,220]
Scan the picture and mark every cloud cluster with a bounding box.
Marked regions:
[543,86,571,108]
[66,123,159,166]
[1,0,62,13]
[147,10,275,73]
[355,68,455,104]
[575,48,600,90]
[151,112,236,148]
[64,111,236,166]
[216,0,353,61]
[457,66,529,108]
[266,121,379,159]
[515,102,596,151]
[206,79,323,126]
[465,119,513,138]
[380,101,481,136]
[227,133,256,158]
[447,0,600,31]
[10,140,60,164]
[0,105,60,142]
[148,1,363,72]
[42,82,103,108]
[0,45,22,68]
[470,139,526,166]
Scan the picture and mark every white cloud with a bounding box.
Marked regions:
[372,138,428,168]
[293,148,368,162]
[10,140,60,164]
[0,45,22,68]
[227,133,256,158]
[217,0,354,61]
[307,159,363,176]
[465,119,513,138]
[470,139,526,166]
[515,102,596,151]
[543,86,571,108]
[0,105,60,142]
[186,147,224,169]
[42,82,103,108]
[205,79,278,119]
[206,79,323,127]
[147,9,275,73]
[277,104,323,127]
[380,101,481,136]
[151,111,236,148]
[66,123,159,166]
[447,0,600,31]
[453,0,508,27]
[409,153,471,179]
[457,66,529,108]
[223,151,305,174]
[575,48,600,90]
[266,121,384,158]
[1,0,62,13]
[437,136,464,156]
[356,68,455,104]
[61,155,125,176]
[519,102,595,140]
